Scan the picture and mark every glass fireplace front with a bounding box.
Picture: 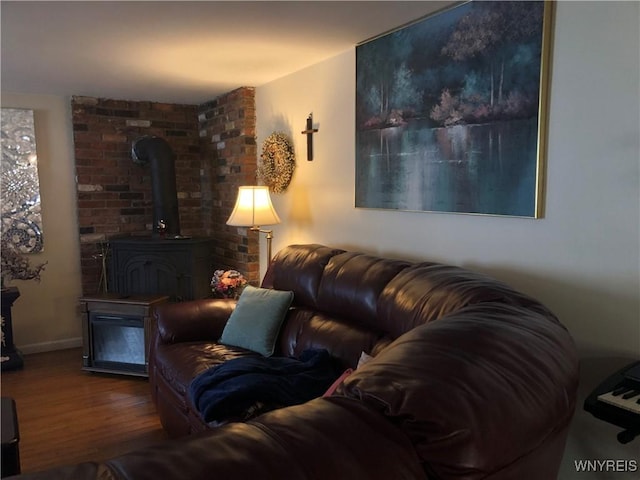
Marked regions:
[89,313,146,374]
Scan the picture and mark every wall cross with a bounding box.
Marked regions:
[301,113,319,161]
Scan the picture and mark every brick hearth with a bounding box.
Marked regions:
[72,87,259,295]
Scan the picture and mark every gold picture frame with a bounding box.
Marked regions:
[355,1,554,218]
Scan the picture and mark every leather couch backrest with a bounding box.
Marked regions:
[275,307,385,368]
[262,244,560,369]
[316,251,411,328]
[377,262,559,339]
[264,245,411,367]
[262,244,344,308]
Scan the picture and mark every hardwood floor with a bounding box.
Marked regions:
[0,348,168,474]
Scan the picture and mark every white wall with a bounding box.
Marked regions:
[256,2,639,476]
[1,93,83,353]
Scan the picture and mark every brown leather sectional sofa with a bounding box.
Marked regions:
[13,244,579,479]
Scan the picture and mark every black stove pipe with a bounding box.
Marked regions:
[132,136,181,238]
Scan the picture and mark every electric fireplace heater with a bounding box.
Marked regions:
[81,295,168,377]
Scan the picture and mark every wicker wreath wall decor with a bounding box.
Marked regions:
[257,132,296,193]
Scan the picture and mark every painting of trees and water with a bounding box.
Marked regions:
[355,1,552,217]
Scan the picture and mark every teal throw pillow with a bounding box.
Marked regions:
[220,285,294,356]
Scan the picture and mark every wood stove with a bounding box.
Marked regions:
[108,236,215,301]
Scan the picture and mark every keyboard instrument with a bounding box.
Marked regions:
[584,361,640,444]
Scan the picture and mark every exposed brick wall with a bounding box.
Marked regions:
[199,87,260,285]
[71,90,259,296]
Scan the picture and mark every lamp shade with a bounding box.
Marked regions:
[226,186,281,227]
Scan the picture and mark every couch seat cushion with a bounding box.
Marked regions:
[154,341,259,396]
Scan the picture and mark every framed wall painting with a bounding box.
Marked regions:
[355,1,553,217]
[1,108,44,253]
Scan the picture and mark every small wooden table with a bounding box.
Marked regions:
[1,397,21,477]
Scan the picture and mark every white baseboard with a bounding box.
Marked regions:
[18,337,83,355]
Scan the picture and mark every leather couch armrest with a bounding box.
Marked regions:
[99,397,426,480]
[154,298,236,344]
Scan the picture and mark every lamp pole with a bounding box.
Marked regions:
[251,226,274,265]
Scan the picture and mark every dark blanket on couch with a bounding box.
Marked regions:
[189,349,341,423]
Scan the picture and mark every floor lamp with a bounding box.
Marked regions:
[226,186,281,264]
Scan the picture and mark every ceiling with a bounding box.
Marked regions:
[1,1,454,105]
